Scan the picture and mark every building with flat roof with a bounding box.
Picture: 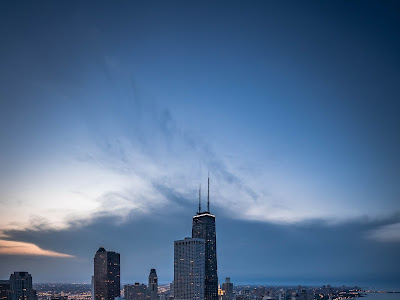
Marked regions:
[124,283,147,300]
[174,238,205,300]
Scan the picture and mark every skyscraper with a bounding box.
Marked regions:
[174,238,205,300]
[148,269,158,300]
[192,177,218,300]
[94,247,121,300]
[8,272,37,300]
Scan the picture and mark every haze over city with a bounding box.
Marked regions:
[0,0,399,291]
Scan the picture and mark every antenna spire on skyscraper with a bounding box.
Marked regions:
[207,171,210,212]
[199,184,202,213]
[192,171,218,300]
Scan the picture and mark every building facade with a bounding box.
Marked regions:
[0,280,10,300]
[192,213,218,300]
[174,238,205,300]
[191,177,218,300]
[124,283,147,300]
[94,247,121,300]
[8,272,37,300]
[91,276,95,300]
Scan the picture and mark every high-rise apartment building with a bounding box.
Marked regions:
[94,247,120,300]
[8,272,37,300]
[174,238,205,300]
[192,177,218,300]
[124,283,147,300]
[148,269,158,300]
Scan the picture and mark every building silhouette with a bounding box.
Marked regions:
[94,247,120,300]
[0,280,10,300]
[8,272,37,300]
[221,278,233,300]
[91,276,95,300]
[148,269,158,300]
[174,238,205,300]
[192,177,218,300]
[169,282,174,299]
[124,283,147,300]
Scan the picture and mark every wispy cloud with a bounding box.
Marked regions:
[368,222,400,242]
[0,54,397,240]
[0,238,74,257]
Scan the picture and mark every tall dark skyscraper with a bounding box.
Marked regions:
[8,272,37,300]
[94,247,121,300]
[192,177,218,300]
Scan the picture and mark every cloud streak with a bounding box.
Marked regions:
[0,239,74,257]
[368,222,400,242]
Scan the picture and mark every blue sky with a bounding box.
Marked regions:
[0,0,399,289]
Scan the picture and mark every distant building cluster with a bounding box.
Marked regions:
[91,247,159,300]
[214,284,364,300]
[120,269,158,300]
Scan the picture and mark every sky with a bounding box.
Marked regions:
[0,0,399,290]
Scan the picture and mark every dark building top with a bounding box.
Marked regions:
[192,177,218,300]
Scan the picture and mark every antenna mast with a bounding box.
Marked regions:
[198,184,201,213]
[207,172,210,212]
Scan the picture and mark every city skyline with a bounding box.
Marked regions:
[1,182,398,289]
[0,0,399,290]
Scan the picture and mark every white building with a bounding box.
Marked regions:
[174,237,205,300]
